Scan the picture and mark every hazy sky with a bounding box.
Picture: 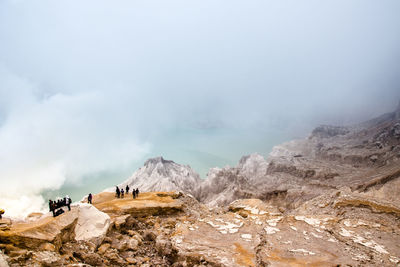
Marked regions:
[1,0,400,217]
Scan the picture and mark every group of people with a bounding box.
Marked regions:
[115,185,139,199]
[49,195,71,217]
[47,185,139,218]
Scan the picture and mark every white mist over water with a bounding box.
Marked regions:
[0,67,151,218]
[1,0,400,218]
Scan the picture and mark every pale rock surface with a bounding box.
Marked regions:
[237,153,268,181]
[0,251,9,267]
[0,209,79,250]
[73,203,110,246]
[108,157,202,197]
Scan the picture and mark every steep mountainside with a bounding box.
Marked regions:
[198,103,400,208]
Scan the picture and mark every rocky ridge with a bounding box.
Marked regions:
[110,157,202,198]
[0,105,399,266]
[114,103,400,209]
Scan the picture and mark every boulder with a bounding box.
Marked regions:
[155,235,174,256]
[103,248,125,265]
[125,238,139,251]
[143,230,157,241]
[80,252,103,266]
[111,235,139,252]
[32,251,62,266]
[97,243,110,255]
[39,243,56,252]
[113,215,130,230]
[73,203,111,247]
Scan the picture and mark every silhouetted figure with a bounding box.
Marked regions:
[66,195,71,211]
[116,186,120,198]
[132,189,136,199]
[51,202,56,217]
[126,185,129,194]
[88,193,93,204]
[121,189,124,198]
[136,188,139,197]
[49,200,53,212]
[55,208,64,217]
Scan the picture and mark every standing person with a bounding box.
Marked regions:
[65,195,71,211]
[132,189,136,199]
[126,185,129,194]
[136,188,139,197]
[115,186,121,198]
[121,189,124,198]
[49,200,53,212]
[116,186,120,198]
[88,193,92,204]
[51,202,56,217]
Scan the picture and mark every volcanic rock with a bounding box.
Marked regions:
[73,203,110,247]
[111,156,202,197]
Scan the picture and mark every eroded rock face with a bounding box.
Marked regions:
[1,106,400,266]
[0,209,79,251]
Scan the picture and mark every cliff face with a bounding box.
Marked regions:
[1,106,400,266]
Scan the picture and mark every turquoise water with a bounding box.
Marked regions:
[41,127,293,203]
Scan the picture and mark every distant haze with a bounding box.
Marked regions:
[0,0,399,218]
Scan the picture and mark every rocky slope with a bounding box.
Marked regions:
[0,104,399,266]
[0,187,399,266]
[110,157,202,197]
[106,101,400,208]
[198,102,400,209]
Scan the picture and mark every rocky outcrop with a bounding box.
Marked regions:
[0,192,189,266]
[197,167,257,206]
[0,209,79,251]
[93,192,184,217]
[74,203,111,247]
[111,156,202,198]
[1,105,400,266]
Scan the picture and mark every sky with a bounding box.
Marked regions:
[0,0,400,218]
